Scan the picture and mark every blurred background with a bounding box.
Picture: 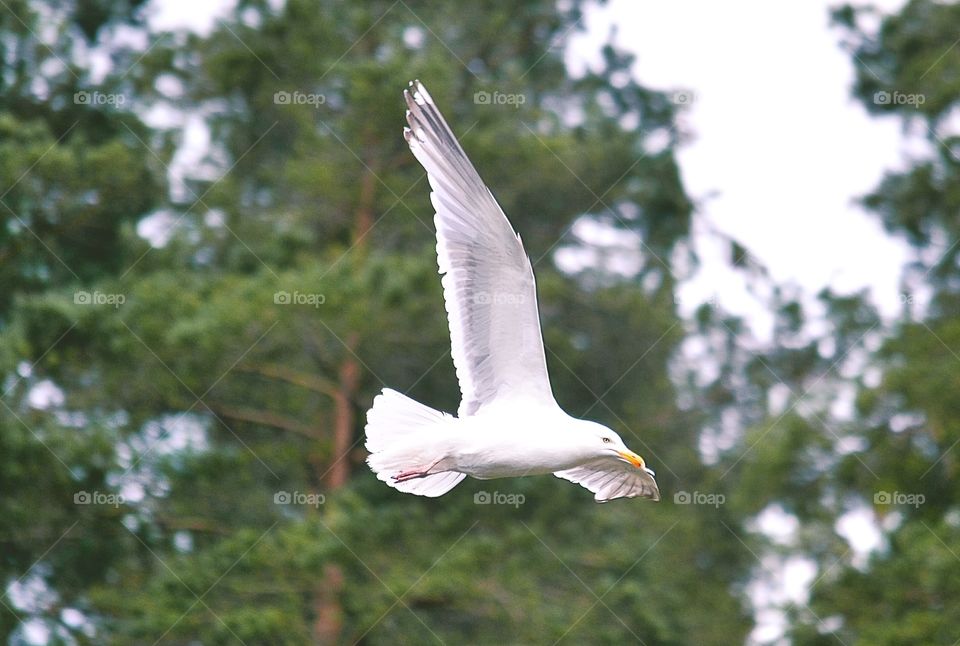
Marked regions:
[1,0,958,643]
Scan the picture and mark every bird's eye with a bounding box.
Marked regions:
[602,437,612,444]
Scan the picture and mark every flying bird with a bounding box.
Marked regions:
[364,80,660,502]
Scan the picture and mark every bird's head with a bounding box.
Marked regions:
[581,421,654,476]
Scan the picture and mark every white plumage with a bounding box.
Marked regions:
[364,81,659,503]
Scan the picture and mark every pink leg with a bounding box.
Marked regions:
[392,458,442,483]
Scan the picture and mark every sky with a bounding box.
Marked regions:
[568,0,913,335]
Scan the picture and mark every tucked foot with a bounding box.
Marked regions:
[392,458,443,483]
[393,469,430,483]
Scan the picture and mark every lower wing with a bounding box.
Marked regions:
[555,459,660,502]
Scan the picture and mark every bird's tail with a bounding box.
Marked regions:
[364,388,466,497]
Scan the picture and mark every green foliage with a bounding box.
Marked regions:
[770,2,960,643]
[25,0,960,644]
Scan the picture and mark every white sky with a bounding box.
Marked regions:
[570,0,913,332]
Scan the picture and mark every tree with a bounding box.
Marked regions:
[0,1,165,642]
[4,1,764,643]
[743,1,960,642]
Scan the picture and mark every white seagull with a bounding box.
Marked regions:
[364,80,660,502]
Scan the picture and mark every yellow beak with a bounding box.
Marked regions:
[617,449,645,469]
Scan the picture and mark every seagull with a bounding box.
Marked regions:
[364,80,660,502]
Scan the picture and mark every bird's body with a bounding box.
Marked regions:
[364,81,660,503]
[435,402,597,478]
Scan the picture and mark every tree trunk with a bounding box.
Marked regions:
[327,333,360,489]
[312,564,345,645]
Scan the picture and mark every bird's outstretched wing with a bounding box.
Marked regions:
[554,460,660,502]
[404,80,554,417]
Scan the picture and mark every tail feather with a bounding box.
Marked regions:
[365,388,465,497]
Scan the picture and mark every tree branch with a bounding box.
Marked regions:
[204,401,320,439]
[235,363,339,399]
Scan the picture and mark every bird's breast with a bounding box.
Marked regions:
[448,417,588,478]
